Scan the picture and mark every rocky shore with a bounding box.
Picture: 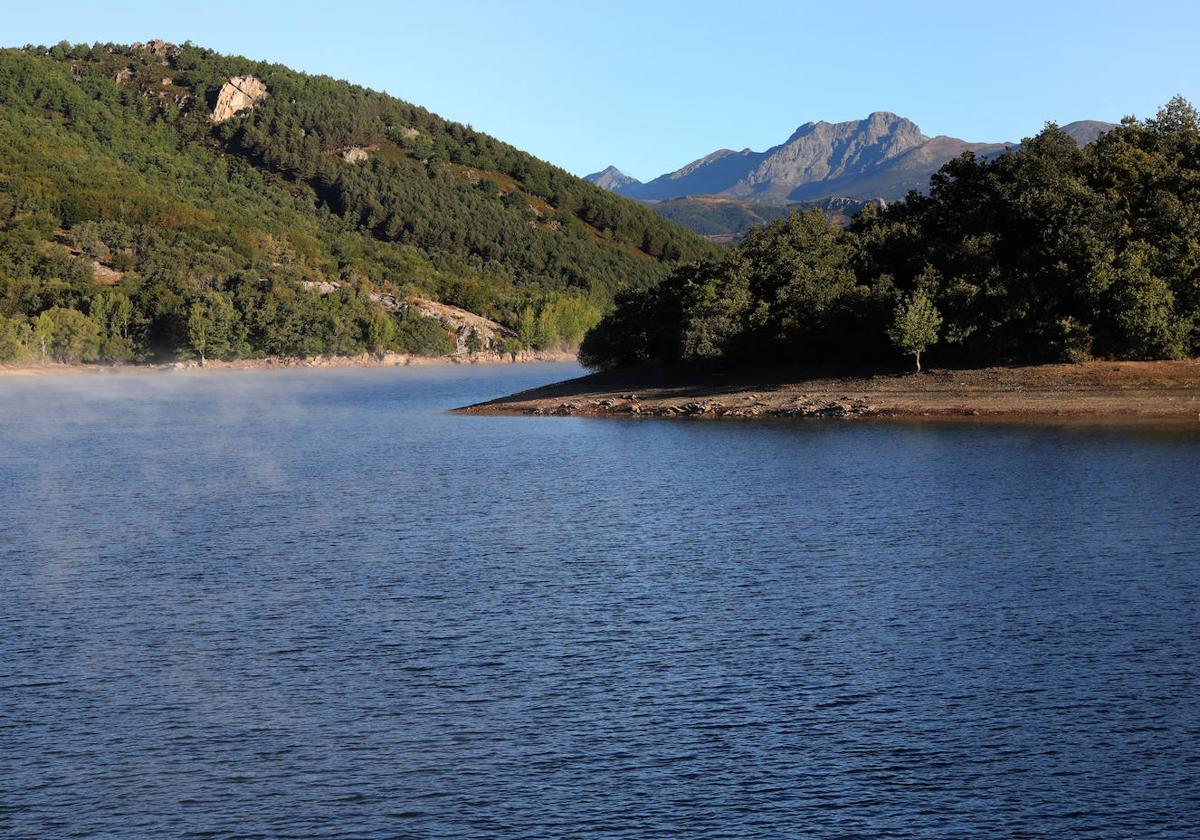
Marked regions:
[0,349,577,377]
[457,360,1200,424]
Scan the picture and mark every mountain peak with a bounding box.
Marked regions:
[609,111,989,203]
[781,112,921,148]
[1060,120,1118,146]
[603,112,1117,211]
[585,165,641,192]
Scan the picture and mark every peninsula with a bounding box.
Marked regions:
[459,360,1200,423]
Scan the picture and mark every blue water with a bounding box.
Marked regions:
[2,364,1198,838]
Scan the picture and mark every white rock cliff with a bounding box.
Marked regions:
[210,76,268,124]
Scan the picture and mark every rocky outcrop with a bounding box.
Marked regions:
[400,298,516,354]
[132,40,178,61]
[298,284,515,354]
[91,262,124,286]
[210,76,268,123]
[300,280,342,295]
[341,147,370,164]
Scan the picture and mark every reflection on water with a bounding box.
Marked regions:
[2,365,1198,838]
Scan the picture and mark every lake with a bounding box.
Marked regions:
[2,364,1198,838]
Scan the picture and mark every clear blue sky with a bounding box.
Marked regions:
[6,1,1198,179]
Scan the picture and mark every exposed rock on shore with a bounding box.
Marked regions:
[0,350,577,377]
[168,348,570,370]
[530,396,877,418]
[458,361,1200,423]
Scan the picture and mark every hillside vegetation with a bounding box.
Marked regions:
[0,41,717,364]
[581,99,1200,369]
[650,196,875,241]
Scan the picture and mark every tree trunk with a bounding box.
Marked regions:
[914,350,921,373]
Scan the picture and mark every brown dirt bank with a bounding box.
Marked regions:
[456,360,1200,424]
[0,349,577,377]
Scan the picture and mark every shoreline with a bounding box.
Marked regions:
[456,360,1200,425]
[0,349,578,377]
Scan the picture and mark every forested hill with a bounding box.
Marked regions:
[0,41,718,364]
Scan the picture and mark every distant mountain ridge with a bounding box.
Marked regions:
[590,113,1117,204]
[1053,120,1119,148]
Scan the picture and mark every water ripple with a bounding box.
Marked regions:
[1,365,1198,838]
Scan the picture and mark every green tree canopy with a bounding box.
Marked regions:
[888,290,942,371]
[0,43,716,365]
[583,98,1200,371]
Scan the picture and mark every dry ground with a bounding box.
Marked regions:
[458,360,1200,424]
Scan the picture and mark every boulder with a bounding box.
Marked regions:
[300,280,342,295]
[91,262,124,286]
[369,292,399,309]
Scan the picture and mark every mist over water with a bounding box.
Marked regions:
[2,365,1198,838]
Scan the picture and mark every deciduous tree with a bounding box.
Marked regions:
[888,290,942,372]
